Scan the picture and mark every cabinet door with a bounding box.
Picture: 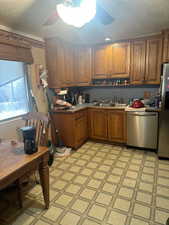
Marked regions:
[130,40,146,84]
[93,45,108,79]
[108,42,130,78]
[145,36,162,84]
[51,113,75,148]
[75,47,92,85]
[163,30,169,62]
[90,109,108,140]
[56,42,66,86]
[64,44,75,86]
[108,111,126,143]
[75,113,88,148]
[46,40,60,88]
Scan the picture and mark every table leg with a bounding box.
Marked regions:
[39,158,49,209]
[16,178,23,208]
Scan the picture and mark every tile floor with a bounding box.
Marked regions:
[0,141,169,225]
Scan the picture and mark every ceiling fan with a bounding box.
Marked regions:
[44,0,114,27]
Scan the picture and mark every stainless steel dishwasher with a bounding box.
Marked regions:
[127,112,158,149]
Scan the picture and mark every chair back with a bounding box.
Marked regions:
[22,112,50,146]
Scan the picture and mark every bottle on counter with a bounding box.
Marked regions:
[78,94,83,104]
[154,94,161,108]
[124,80,128,86]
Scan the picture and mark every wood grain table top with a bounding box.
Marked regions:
[0,140,49,182]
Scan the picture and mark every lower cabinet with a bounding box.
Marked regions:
[51,108,126,149]
[51,110,88,149]
[88,109,126,143]
[108,110,126,143]
[74,112,88,148]
[89,109,108,140]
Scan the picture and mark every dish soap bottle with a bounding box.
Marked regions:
[78,93,83,105]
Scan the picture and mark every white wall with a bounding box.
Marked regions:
[0,118,25,139]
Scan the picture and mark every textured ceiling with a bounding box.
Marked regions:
[0,0,169,43]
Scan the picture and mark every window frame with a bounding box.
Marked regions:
[0,62,31,122]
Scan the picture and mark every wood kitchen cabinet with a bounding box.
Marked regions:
[75,111,88,147]
[145,36,162,84]
[89,109,108,140]
[88,108,126,143]
[93,45,109,79]
[108,110,126,143]
[163,30,169,62]
[56,41,68,87]
[108,42,130,78]
[51,110,88,149]
[46,34,163,88]
[46,39,63,88]
[46,38,92,88]
[130,36,162,85]
[130,40,146,84]
[46,39,74,88]
[74,46,92,85]
[52,108,126,148]
[63,44,75,86]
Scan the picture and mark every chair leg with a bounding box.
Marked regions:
[16,179,23,208]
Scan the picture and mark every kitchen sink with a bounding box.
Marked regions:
[114,103,127,107]
[93,102,127,107]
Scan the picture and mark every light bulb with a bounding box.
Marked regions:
[57,0,96,28]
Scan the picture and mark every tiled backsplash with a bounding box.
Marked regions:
[80,86,159,103]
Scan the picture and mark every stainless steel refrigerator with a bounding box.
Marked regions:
[158,63,169,158]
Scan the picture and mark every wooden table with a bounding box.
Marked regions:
[0,140,49,209]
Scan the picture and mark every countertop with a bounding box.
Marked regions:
[51,103,161,113]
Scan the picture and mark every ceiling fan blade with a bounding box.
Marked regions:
[57,0,81,7]
[96,3,114,25]
[56,0,65,4]
[43,11,59,26]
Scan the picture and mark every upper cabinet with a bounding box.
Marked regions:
[163,30,169,62]
[93,45,109,79]
[46,39,74,88]
[145,36,162,84]
[46,34,163,88]
[63,44,75,86]
[74,46,92,86]
[107,42,130,78]
[130,40,146,84]
[46,39,61,88]
[130,36,162,85]
[46,38,92,88]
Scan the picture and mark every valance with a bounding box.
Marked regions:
[0,37,33,64]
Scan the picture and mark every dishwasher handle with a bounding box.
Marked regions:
[127,112,158,116]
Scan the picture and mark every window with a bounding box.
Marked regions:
[0,60,30,121]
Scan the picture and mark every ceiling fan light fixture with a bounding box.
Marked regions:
[105,37,111,41]
[57,0,96,28]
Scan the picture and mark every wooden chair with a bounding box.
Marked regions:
[16,112,50,208]
[22,112,50,146]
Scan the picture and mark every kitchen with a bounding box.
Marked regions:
[0,1,169,225]
[48,31,169,158]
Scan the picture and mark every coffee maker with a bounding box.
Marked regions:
[19,126,37,154]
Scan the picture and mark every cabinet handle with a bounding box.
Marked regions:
[75,116,83,120]
[75,115,86,120]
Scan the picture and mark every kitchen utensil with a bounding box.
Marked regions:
[131,100,144,108]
